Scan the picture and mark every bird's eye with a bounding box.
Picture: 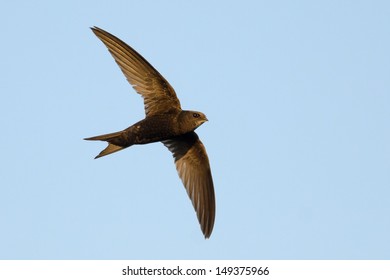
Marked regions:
[193,113,200,118]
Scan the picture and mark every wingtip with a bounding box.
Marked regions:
[203,230,212,239]
[90,26,102,34]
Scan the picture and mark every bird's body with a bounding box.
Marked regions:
[86,110,208,158]
[85,27,215,238]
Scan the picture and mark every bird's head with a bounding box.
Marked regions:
[179,110,209,132]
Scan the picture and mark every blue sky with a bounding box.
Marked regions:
[1,0,389,259]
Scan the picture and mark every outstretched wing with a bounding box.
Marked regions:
[91,27,181,116]
[163,132,215,238]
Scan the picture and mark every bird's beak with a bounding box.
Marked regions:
[197,118,208,126]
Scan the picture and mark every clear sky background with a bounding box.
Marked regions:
[1,0,389,259]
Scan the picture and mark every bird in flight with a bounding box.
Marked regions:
[85,27,215,238]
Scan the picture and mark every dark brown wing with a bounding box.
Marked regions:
[91,27,181,116]
[163,132,215,238]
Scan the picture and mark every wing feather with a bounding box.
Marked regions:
[163,132,215,238]
[91,27,181,116]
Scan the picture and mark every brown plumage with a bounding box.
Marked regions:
[85,27,215,238]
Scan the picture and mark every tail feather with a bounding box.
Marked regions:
[84,131,128,159]
[93,143,124,159]
[84,131,123,141]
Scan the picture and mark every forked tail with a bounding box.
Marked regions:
[84,131,129,159]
